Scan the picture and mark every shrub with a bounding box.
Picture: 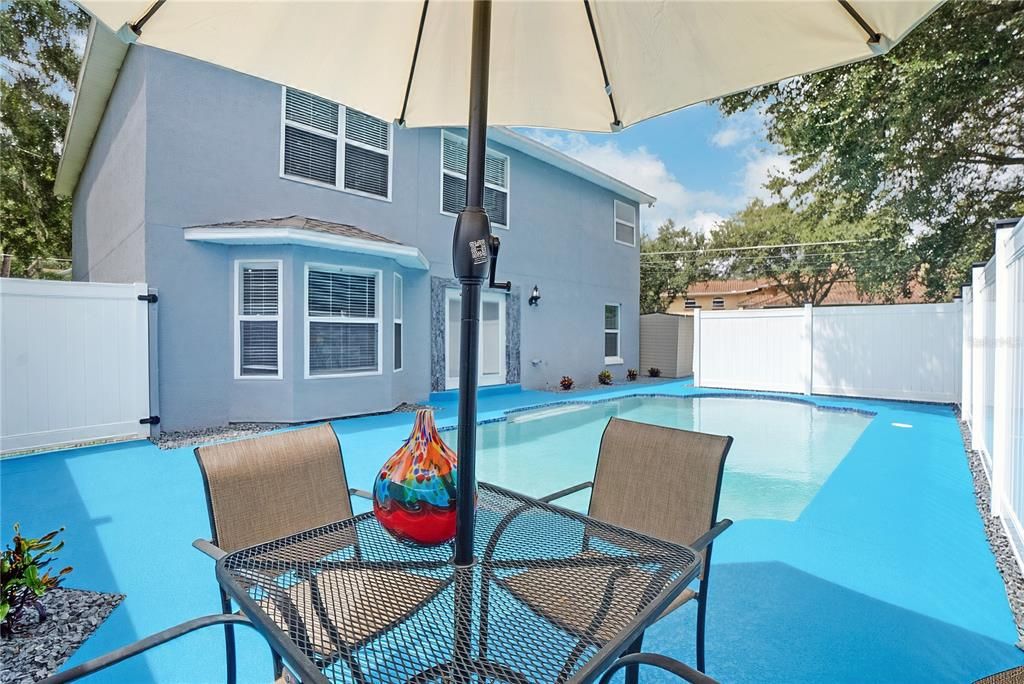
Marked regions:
[560,376,574,391]
[598,370,613,385]
[1,524,72,638]
[648,367,662,378]
[627,368,638,381]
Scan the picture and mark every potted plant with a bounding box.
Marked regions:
[598,370,613,385]
[627,368,638,381]
[1,524,72,638]
[560,376,574,391]
[648,367,662,378]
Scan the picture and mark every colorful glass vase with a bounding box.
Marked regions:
[373,408,459,547]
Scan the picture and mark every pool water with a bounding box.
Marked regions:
[453,395,872,521]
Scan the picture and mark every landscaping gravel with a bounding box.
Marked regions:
[1,588,124,683]
[958,407,1024,646]
[152,422,289,450]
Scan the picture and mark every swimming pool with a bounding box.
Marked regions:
[452,395,873,521]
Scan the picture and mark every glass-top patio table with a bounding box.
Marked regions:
[216,482,701,684]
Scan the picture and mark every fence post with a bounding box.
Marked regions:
[802,303,813,395]
[992,224,1013,518]
[960,285,972,422]
[692,307,701,387]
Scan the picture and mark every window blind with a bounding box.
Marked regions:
[283,88,390,198]
[238,263,279,377]
[307,268,379,375]
[441,131,509,227]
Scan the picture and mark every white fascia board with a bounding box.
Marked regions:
[184,227,429,270]
[490,127,657,206]
[55,20,130,196]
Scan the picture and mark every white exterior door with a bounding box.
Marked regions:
[445,290,506,390]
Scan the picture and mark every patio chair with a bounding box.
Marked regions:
[500,417,733,678]
[192,423,445,684]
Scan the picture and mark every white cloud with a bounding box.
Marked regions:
[711,127,745,148]
[741,151,791,202]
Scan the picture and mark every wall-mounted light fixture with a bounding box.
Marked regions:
[528,285,541,306]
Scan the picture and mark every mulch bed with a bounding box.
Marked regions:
[1,588,124,683]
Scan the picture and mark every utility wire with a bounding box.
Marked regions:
[640,237,882,257]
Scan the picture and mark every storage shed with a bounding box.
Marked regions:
[639,313,694,378]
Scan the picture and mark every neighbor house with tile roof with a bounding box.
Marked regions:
[56,24,655,430]
[665,278,928,313]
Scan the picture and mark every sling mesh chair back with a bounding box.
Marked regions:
[503,417,732,675]
[193,423,443,683]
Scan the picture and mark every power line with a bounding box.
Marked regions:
[640,237,882,257]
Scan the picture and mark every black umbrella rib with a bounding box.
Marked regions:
[129,0,166,36]
[399,0,430,126]
[836,0,882,44]
[582,0,622,131]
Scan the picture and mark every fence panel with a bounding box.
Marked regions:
[696,308,807,394]
[812,304,961,403]
[0,279,151,454]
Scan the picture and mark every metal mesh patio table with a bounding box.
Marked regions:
[216,482,700,684]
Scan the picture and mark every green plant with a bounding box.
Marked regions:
[560,376,574,391]
[598,370,613,385]
[1,524,72,638]
[627,368,638,381]
[648,367,662,378]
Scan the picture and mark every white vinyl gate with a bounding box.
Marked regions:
[1,278,153,454]
[963,218,1024,571]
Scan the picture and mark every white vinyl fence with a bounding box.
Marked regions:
[963,218,1024,570]
[1,278,153,454]
[693,301,962,403]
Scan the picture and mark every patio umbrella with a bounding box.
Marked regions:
[76,0,942,565]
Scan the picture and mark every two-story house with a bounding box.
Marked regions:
[55,23,655,431]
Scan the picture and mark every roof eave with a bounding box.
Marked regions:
[54,20,129,197]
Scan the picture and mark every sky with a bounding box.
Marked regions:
[521,102,790,237]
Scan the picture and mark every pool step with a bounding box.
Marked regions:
[506,403,592,424]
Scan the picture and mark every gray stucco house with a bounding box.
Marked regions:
[56,24,655,431]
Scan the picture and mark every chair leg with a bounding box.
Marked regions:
[695,590,707,673]
[219,589,237,684]
[624,631,645,684]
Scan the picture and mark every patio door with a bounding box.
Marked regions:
[445,290,506,390]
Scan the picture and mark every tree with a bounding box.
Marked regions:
[639,220,711,313]
[1,0,89,277]
[708,199,909,306]
[719,0,1024,299]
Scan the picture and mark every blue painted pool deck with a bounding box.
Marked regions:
[2,380,1022,683]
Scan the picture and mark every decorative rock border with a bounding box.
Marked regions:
[1,588,124,683]
[957,407,1024,646]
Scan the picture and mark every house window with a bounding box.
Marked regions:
[305,265,381,377]
[604,304,622,364]
[684,299,698,309]
[282,87,392,200]
[235,260,282,379]
[613,200,636,247]
[712,297,725,309]
[440,130,509,228]
[393,273,403,372]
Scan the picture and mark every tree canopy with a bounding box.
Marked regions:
[719,0,1024,299]
[639,220,710,314]
[1,0,88,277]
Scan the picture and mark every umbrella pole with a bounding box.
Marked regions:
[452,0,493,568]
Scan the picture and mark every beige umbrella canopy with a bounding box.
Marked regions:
[80,0,939,132]
[74,0,942,563]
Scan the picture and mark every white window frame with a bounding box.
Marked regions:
[233,259,283,380]
[279,87,393,202]
[712,297,725,309]
[439,130,511,229]
[613,200,637,247]
[604,302,623,365]
[393,272,403,373]
[303,263,383,379]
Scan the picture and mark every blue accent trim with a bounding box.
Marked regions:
[429,384,522,403]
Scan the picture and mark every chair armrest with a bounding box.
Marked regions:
[690,519,732,553]
[597,653,718,684]
[538,481,594,503]
[42,614,258,684]
[192,538,227,561]
[349,488,373,500]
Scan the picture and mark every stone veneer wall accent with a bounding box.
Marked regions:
[430,276,521,392]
